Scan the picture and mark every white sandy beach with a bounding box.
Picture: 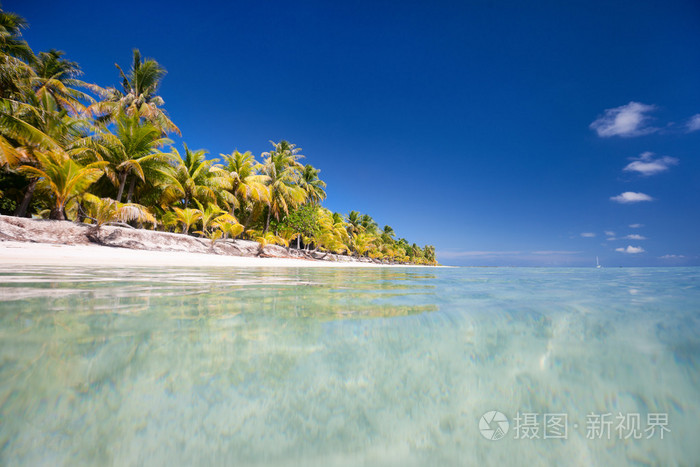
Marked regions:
[0,241,412,268]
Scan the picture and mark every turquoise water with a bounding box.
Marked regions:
[1,266,699,466]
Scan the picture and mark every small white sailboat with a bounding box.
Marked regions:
[596,256,602,269]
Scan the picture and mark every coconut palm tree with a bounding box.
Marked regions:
[18,150,107,220]
[299,164,326,205]
[88,49,179,135]
[261,140,306,233]
[168,144,231,210]
[218,219,244,240]
[194,201,231,236]
[424,245,436,265]
[351,232,376,257]
[346,210,362,237]
[89,114,172,202]
[0,7,35,100]
[172,206,202,234]
[0,94,91,217]
[220,149,269,218]
[122,147,179,204]
[31,49,93,114]
[360,213,378,234]
[315,208,350,254]
[81,193,155,228]
[0,99,57,165]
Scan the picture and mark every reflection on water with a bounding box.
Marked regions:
[0,266,699,465]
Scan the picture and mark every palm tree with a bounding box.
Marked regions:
[88,49,179,135]
[0,94,90,217]
[172,206,202,234]
[90,115,172,202]
[411,243,423,259]
[81,193,155,228]
[0,7,35,100]
[261,140,306,233]
[218,219,244,239]
[32,49,92,114]
[346,210,362,237]
[193,201,228,236]
[0,99,57,165]
[123,146,179,205]
[424,245,436,265]
[351,232,376,257]
[18,150,107,220]
[220,149,269,218]
[299,164,326,205]
[168,144,231,209]
[360,213,378,234]
[315,208,350,254]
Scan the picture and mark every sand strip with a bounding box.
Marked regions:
[0,241,415,268]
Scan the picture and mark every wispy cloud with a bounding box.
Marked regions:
[610,192,653,203]
[603,231,617,241]
[629,223,644,228]
[660,254,685,259]
[623,151,678,176]
[687,114,700,132]
[616,245,645,254]
[580,232,596,238]
[624,234,647,240]
[590,102,657,137]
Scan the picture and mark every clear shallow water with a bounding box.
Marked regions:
[0,266,699,466]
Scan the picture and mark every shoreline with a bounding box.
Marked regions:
[0,215,430,268]
[0,241,413,268]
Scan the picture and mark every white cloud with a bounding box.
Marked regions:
[590,102,657,137]
[623,152,678,176]
[687,114,700,132]
[604,231,615,236]
[580,232,596,238]
[660,254,685,259]
[616,245,645,254]
[624,234,647,240]
[610,192,653,203]
[629,223,644,228]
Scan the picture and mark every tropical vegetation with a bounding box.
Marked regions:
[0,6,436,265]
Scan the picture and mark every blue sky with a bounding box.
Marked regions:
[11,0,700,266]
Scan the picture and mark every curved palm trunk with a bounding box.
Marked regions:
[242,211,252,234]
[263,207,271,234]
[116,172,128,202]
[14,179,37,217]
[126,176,137,203]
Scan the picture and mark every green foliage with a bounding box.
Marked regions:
[275,204,319,239]
[0,189,16,213]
